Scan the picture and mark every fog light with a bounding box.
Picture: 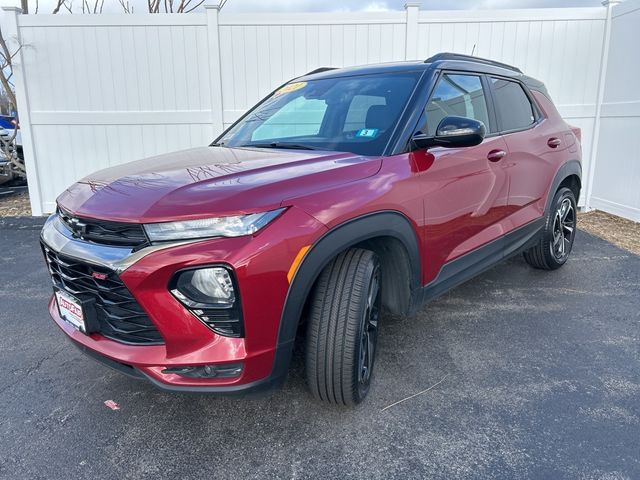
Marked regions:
[171,267,235,307]
[170,266,244,338]
[162,363,243,379]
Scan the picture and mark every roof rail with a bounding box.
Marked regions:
[304,67,337,76]
[425,52,522,74]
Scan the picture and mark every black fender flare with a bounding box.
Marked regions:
[267,211,422,384]
[545,160,582,214]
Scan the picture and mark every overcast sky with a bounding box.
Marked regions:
[0,0,604,14]
[221,0,603,12]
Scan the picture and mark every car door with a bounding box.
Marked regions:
[488,77,559,228]
[416,72,511,282]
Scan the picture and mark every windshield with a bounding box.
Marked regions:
[217,72,422,156]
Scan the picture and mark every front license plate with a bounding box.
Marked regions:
[55,289,86,333]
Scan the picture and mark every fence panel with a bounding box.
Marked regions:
[217,12,407,128]
[12,14,215,214]
[590,0,640,221]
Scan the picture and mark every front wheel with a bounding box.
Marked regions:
[305,248,381,406]
[524,187,577,270]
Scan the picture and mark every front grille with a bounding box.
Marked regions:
[42,244,164,345]
[57,207,149,249]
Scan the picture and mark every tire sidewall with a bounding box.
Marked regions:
[352,259,381,403]
[545,187,577,268]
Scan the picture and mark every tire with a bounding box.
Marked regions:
[524,187,577,270]
[305,248,381,406]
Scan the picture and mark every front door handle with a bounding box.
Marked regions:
[547,137,562,148]
[487,149,506,162]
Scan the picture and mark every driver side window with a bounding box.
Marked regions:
[423,73,489,136]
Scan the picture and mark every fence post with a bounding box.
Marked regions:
[205,3,225,137]
[1,6,43,216]
[404,2,420,61]
[584,0,622,211]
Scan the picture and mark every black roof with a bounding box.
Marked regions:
[424,52,522,73]
[297,60,428,81]
[297,52,546,94]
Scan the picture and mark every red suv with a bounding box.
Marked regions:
[42,53,581,405]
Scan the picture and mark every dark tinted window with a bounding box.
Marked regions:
[491,78,536,131]
[423,74,489,136]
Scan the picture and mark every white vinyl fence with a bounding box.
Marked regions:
[589,0,640,222]
[1,2,635,219]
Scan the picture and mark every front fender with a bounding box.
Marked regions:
[268,210,422,381]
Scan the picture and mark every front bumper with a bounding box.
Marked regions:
[42,207,326,393]
[54,300,285,394]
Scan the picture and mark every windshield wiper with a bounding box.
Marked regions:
[239,142,316,151]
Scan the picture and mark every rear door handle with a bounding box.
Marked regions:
[547,137,561,148]
[487,149,506,162]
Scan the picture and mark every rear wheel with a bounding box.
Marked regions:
[524,187,577,270]
[305,248,381,406]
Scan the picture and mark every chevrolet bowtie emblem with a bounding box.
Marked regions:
[68,217,88,237]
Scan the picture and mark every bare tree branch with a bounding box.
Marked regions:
[184,0,205,13]
[117,0,131,13]
[0,29,17,109]
[52,0,65,14]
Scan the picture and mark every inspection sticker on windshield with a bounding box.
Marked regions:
[274,81,307,96]
[356,128,379,138]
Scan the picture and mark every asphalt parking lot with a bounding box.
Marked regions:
[0,217,638,479]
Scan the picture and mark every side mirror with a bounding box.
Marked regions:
[412,116,486,150]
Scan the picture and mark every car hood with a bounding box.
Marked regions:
[57,146,381,223]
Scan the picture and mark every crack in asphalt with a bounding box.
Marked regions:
[0,346,67,395]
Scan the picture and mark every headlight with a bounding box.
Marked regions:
[143,208,285,242]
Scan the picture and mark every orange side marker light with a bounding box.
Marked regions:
[287,245,310,283]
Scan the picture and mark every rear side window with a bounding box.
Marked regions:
[423,74,490,136]
[490,78,536,131]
